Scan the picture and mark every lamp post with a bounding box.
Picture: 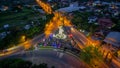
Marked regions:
[20,35,26,43]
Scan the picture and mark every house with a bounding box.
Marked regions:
[79,6,86,10]
[112,10,119,17]
[93,0,102,6]
[0,5,9,11]
[24,25,31,30]
[32,5,44,13]
[102,2,110,5]
[56,2,81,12]
[0,32,7,39]
[70,2,79,7]
[104,32,120,48]
[88,16,98,23]
[3,24,9,29]
[98,18,114,29]
[56,6,80,12]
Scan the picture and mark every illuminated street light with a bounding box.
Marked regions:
[20,35,26,42]
[71,28,74,31]
[36,0,52,14]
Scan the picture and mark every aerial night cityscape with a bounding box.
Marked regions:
[0,0,120,68]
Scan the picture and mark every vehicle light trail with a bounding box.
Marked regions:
[36,0,52,14]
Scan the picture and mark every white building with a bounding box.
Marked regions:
[70,2,79,7]
[58,7,80,12]
[0,32,7,39]
[3,24,9,28]
[24,25,31,30]
[56,2,83,12]
[88,16,98,23]
[32,5,44,13]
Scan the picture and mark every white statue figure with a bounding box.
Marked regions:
[58,26,64,34]
[53,26,66,39]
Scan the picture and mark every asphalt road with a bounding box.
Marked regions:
[8,49,88,68]
[1,26,119,68]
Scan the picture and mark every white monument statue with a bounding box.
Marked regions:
[53,26,67,39]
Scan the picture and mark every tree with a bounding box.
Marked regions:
[0,58,51,68]
[111,20,120,32]
[88,23,98,36]
[80,46,106,68]
[0,58,32,68]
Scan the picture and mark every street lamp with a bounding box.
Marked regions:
[20,35,26,42]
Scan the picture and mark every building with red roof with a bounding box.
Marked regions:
[98,18,114,29]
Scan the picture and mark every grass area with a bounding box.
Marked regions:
[0,7,47,49]
[0,8,38,27]
[0,8,32,19]
[29,46,53,50]
[39,46,53,49]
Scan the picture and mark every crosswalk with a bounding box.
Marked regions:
[53,49,64,58]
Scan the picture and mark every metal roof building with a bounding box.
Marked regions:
[104,32,120,47]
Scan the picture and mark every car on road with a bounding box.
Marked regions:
[2,49,8,53]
